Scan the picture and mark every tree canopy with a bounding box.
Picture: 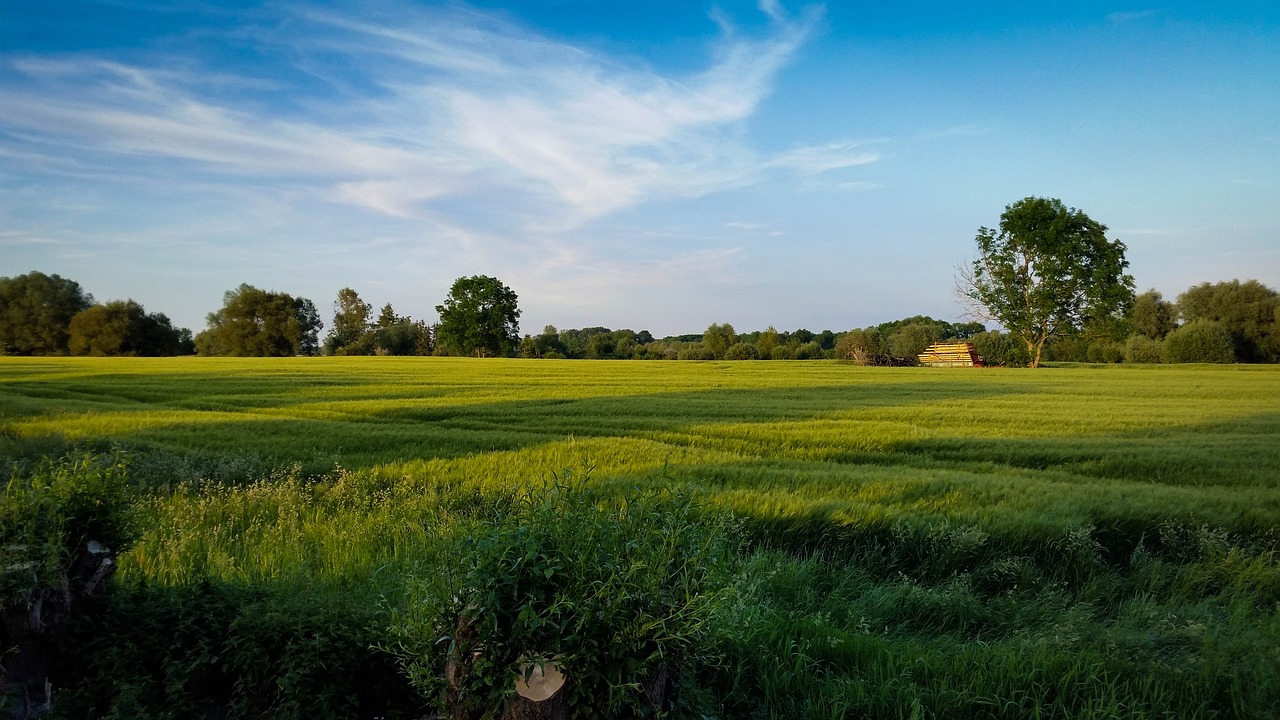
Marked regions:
[959,197,1134,367]
[1129,289,1177,340]
[434,275,520,357]
[324,287,374,355]
[1176,280,1278,362]
[195,284,321,357]
[701,323,736,360]
[68,300,187,356]
[0,271,94,355]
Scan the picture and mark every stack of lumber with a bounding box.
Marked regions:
[917,342,983,367]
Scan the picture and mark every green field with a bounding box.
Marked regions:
[3,358,1279,718]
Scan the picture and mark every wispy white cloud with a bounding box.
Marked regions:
[766,141,879,175]
[920,124,990,139]
[1,1,881,331]
[1107,9,1165,24]
[1,2,849,234]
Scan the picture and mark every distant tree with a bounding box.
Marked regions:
[531,327,567,358]
[376,303,401,328]
[677,346,714,360]
[888,323,943,360]
[519,335,540,358]
[635,330,655,345]
[789,329,815,347]
[756,326,781,359]
[1162,320,1235,364]
[835,328,886,364]
[376,318,432,356]
[586,333,616,359]
[702,323,736,359]
[1086,341,1123,364]
[958,197,1134,368]
[793,341,823,360]
[0,271,94,355]
[1176,280,1278,362]
[1129,289,1177,340]
[1122,335,1163,364]
[68,300,184,356]
[724,342,759,360]
[435,275,520,357]
[325,288,373,355]
[969,330,1028,367]
[195,284,322,357]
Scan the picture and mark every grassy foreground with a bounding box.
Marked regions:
[2,357,1279,718]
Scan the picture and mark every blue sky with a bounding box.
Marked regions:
[2,1,1277,337]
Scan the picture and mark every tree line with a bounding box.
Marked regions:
[3,247,1277,366]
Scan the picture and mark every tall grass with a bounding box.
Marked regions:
[2,358,1278,718]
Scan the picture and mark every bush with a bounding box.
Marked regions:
[835,328,884,364]
[1,450,135,605]
[1046,336,1089,362]
[387,487,738,718]
[723,342,759,360]
[888,323,942,359]
[1086,342,1122,364]
[1122,335,1163,364]
[970,330,1028,367]
[54,583,421,720]
[1162,320,1236,363]
[677,347,713,361]
[769,345,794,360]
[793,341,823,360]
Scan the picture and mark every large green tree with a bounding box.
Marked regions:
[1129,289,1177,340]
[959,197,1134,367]
[1176,279,1278,362]
[0,271,94,355]
[68,300,186,356]
[324,287,373,355]
[195,284,322,357]
[701,323,736,359]
[434,275,520,357]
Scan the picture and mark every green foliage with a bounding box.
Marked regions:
[701,323,736,360]
[793,340,824,360]
[888,322,942,361]
[755,326,781,358]
[0,271,94,356]
[585,332,616,359]
[4,359,1280,718]
[195,284,322,357]
[435,276,521,357]
[1,450,134,605]
[323,287,373,355]
[68,300,186,357]
[969,330,1028,367]
[960,197,1135,367]
[1177,279,1279,362]
[723,342,759,360]
[768,345,794,360]
[387,486,738,718]
[1123,335,1164,364]
[1130,289,1177,340]
[52,582,422,720]
[1162,319,1236,364]
[1086,341,1122,364]
[834,327,885,364]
